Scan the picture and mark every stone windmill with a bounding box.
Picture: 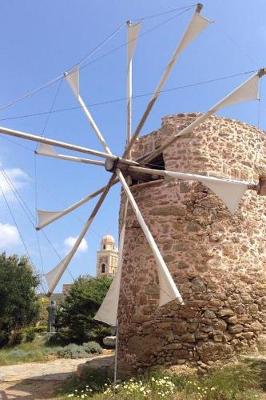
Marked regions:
[0,3,265,375]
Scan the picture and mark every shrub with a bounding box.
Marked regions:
[0,253,40,348]
[8,349,28,359]
[0,331,8,348]
[57,342,102,359]
[45,330,70,347]
[33,324,47,334]
[7,330,23,347]
[55,276,112,345]
[57,344,88,359]
[82,341,102,354]
[25,329,36,343]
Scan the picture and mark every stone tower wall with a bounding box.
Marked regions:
[118,113,266,372]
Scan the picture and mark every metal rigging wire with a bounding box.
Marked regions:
[34,77,64,286]
[79,7,193,71]
[0,167,75,283]
[0,4,194,114]
[0,178,47,293]
[0,69,257,122]
[0,133,106,243]
[136,3,196,21]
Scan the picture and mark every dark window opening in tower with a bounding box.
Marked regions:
[103,244,106,250]
[131,153,165,186]
[101,264,106,273]
[146,153,165,171]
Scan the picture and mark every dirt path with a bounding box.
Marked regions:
[0,358,88,399]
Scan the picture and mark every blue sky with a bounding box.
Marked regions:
[0,0,265,292]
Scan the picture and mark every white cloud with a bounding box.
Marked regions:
[0,164,29,197]
[0,223,20,249]
[64,236,88,254]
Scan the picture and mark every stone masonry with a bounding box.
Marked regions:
[118,113,266,373]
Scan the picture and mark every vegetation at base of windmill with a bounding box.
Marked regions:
[0,335,58,365]
[59,370,109,398]
[18,324,47,343]
[0,334,102,365]
[51,276,113,346]
[57,342,102,359]
[58,361,263,400]
[0,253,40,348]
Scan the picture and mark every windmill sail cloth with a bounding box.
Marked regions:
[211,74,260,112]
[155,12,211,94]
[175,12,211,59]
[37,186,109,230]
[36,143,57,157]
[141,72,262,164]
[37,210,62,229]
[128,166,249,214]
[65,67,79,97]
[198,177,248,214]
[94,216,126,326]
[163,170,248,214]
[94,231,124,326]
[117,169,184,308]
[93,267,121,326]
[45,255,69,294]
[128,22,141,62]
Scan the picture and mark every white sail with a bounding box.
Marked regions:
[36,143,57,156]
[128,166,250,214]
[127,22,141,62]
[212,73,260,112]
[117,169,184,307]
[94,236,124,326]
[198,177,248,213]
[45,255,69,294]
[65,67,79,97]
[165,170,249,214]
[37,210,63,230]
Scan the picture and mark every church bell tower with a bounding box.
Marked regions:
[96,235,118,277]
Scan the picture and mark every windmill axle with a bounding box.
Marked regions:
[104,157,139,173]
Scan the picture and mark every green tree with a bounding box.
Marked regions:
[55,275,112,345]
[0,253,40,347]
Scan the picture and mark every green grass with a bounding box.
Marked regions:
[0,336,103,366]
[0,336,60,365]
[57,361,264,400]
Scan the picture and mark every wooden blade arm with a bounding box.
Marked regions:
[123,3,210,159]
[37,178,119,230]
[36,144,105,166]
[116,168,184,306]
[65,68,112,155]
[45,175,116,295]
[0,125,137,167]
[140,68,266,164]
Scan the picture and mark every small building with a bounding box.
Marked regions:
[96,235,118,277]
[62,283,73,296]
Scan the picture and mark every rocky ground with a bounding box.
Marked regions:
[0,358,88,399]
[0,353,265,399]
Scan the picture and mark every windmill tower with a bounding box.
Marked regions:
[0,3,266,379]
[117,113,266,373]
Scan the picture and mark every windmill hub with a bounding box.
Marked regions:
[104,157,134,173]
